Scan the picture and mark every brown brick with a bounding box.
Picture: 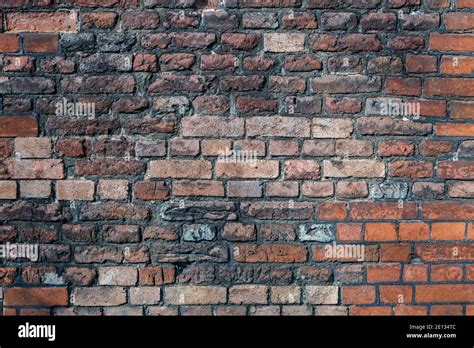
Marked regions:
[5,287,68,306]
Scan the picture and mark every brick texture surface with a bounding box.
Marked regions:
[0,0,473,316]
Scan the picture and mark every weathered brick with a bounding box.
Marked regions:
[57,180,94,201]
[264,33,305,52]
[6,11,78,32]
[233,244,308,263]
[73,287,126,306]
[230,285,268,304]
[0,181,17,199]
[98,267,137,286]
[164,286,226,305]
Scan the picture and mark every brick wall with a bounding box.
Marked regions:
[0,0,473,316]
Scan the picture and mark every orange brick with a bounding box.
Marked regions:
[0,33,20,52]
[336,223,363,241]
[6,11,78,32]
[403,264,428,282]
[400,222,430,240]
[422,202,474,220]
[385,77,421,96]
[444,13,474,31]
[429,34,474,52]
[466,264,474,280]
[450,101,474,119]
[380,244,411,262]
[365,223,398,241]
[0,116,38,137]
[431,305,463,316]
[435,123,474,136]
[431,222,466,240]
[19,308,50,316]
[468,305,474,315]
[440,56,474,74]
[3,308,17,316]
[416,284,474,302]
[367,264,401,283]
[410,99,447,118]
[431,264,463,281]
[350,202,417,220]
[5,287,68,306]
[317,202,347,220]
[416,243,474,261]
[457,0,474,7]
[379,285,412,304]
[342,286,376,304]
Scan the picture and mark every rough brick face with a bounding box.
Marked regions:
[0,0,473,318]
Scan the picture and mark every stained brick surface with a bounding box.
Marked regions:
[0,0,473,316]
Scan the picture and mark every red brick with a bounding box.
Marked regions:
[438,161,474,179]
[378,140,415,157]
[379,286,412,304]
[337,223,363,241]
[318,202,347,220]
[57,180,94,201]
[390,160,433,178]
[81,12,118,29]
[419,140,452,157]
[444,13,474,31]
[380,244,411,262]
[134,181,169,201]
[233,244,308,263]
[173,180,224,197]
[450,101,474,119]
[0,34,20,52]
[431,264,463,282]
[0,116,38,137]
[431,305,463,316]
[416,243,474,261]
[367,264,401,282]
[385,77,421,96]
[399,222,430,240]
[24,33,59,52]
[422,202,474,220]
[365,223,398,241]
[403,264,428,282]
[431,222,465,240]
[7,11,78,32]
[416,285,474,303]
[3,56,34,72]
[5,287,68,306]
[342,286,376,304]
[429,33,474,52]
[406,55,437,73]
[350,202,418,220]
